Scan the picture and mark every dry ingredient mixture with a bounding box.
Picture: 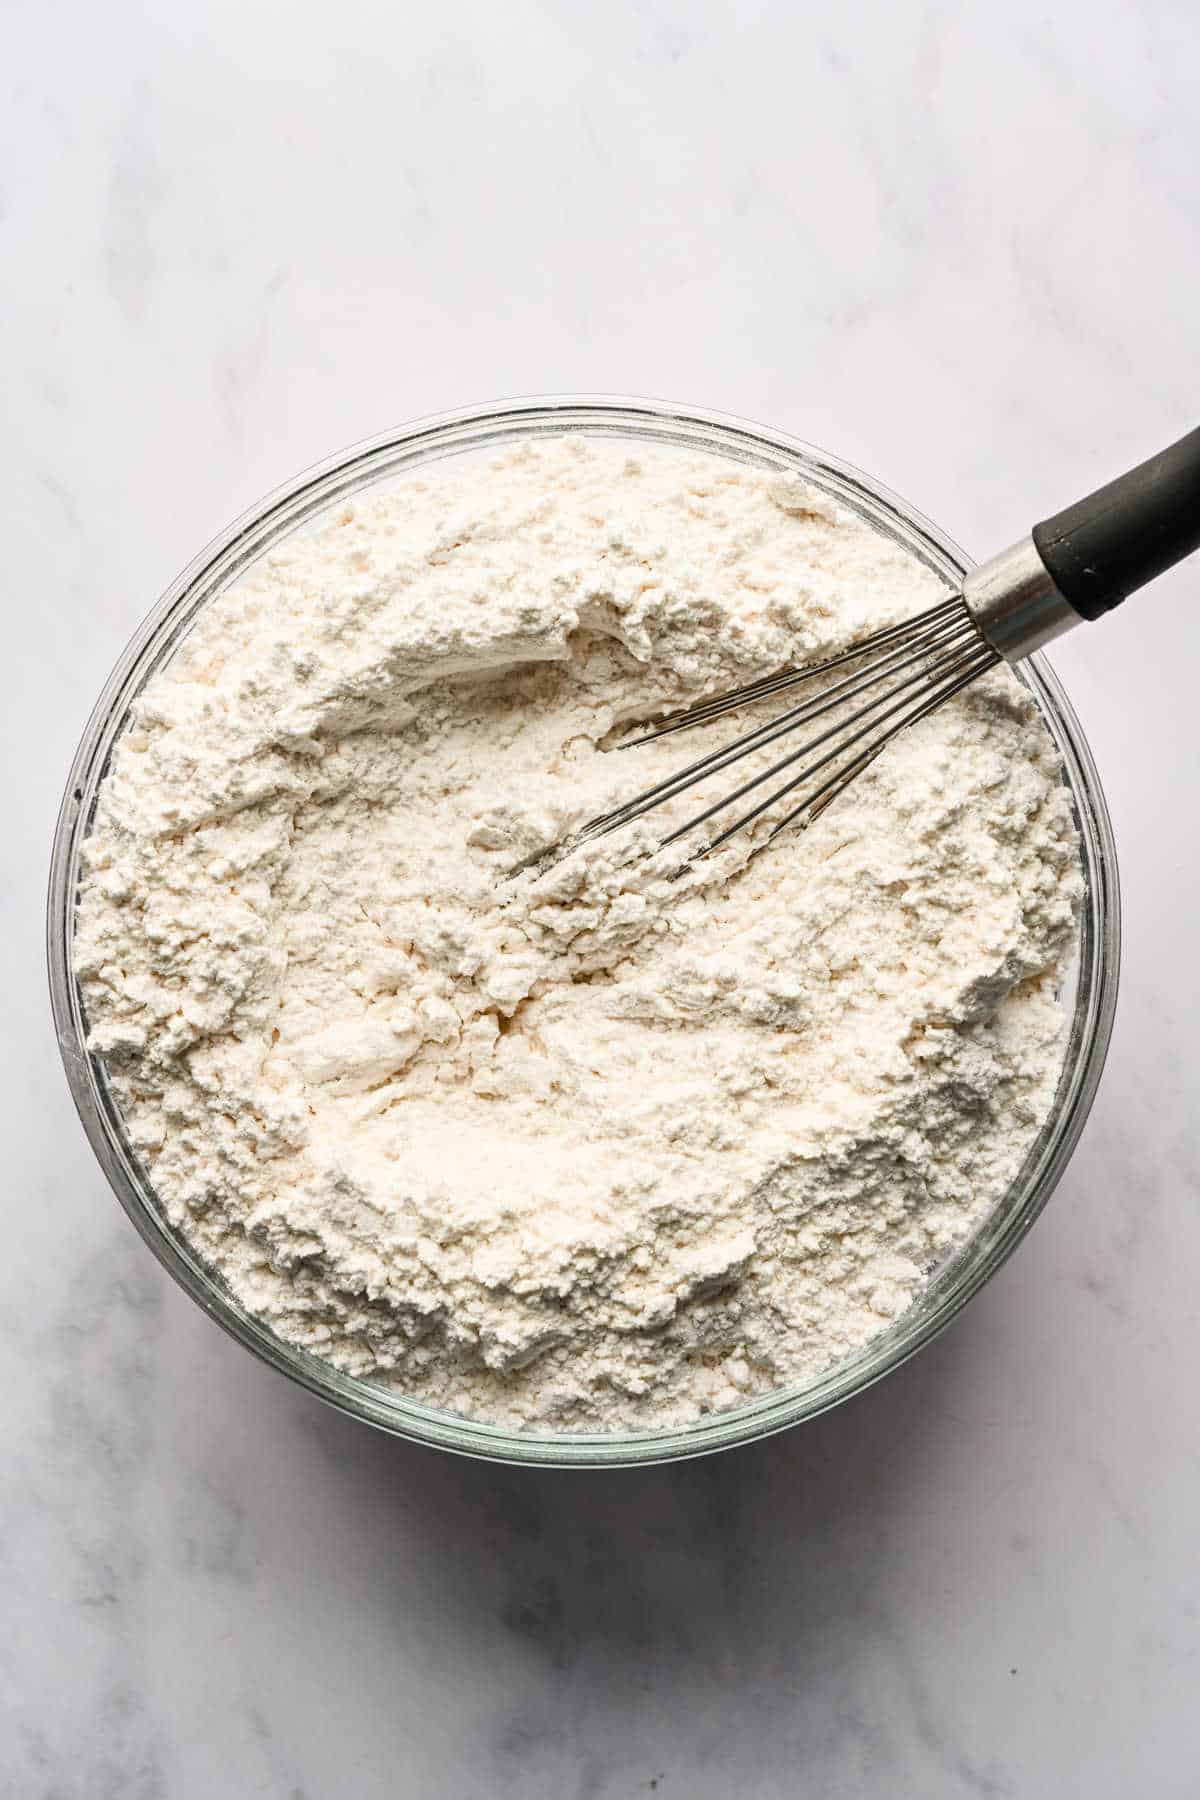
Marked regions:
[75,440,1082,1430]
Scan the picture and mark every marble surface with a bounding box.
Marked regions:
[5,2,1200,1793]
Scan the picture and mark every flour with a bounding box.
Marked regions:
[75,439,1082,1430]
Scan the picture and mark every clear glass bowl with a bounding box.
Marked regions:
[47,397,1121,1466]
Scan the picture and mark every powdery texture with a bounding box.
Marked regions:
[75,440,1082,1430]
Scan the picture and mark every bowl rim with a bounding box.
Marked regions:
[46,393,1122,1467]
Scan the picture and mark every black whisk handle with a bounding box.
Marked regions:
[1032,424,1200,621]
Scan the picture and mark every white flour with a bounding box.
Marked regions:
[75,440,1082,1430]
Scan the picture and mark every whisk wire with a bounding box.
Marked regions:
[703,643,999,856]
[507,596,1003,880]
[663,635,995,852]
[588,606,980,841]
[619,596,969,747]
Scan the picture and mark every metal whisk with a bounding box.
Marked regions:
[551,424,1200,868]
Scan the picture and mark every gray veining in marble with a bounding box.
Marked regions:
[4,2,1200,1794]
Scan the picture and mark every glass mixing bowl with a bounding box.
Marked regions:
[47,397,1121,1466]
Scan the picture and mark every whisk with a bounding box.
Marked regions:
[555,424,1200,867]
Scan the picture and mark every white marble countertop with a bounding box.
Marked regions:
[6,3,1200,1793]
